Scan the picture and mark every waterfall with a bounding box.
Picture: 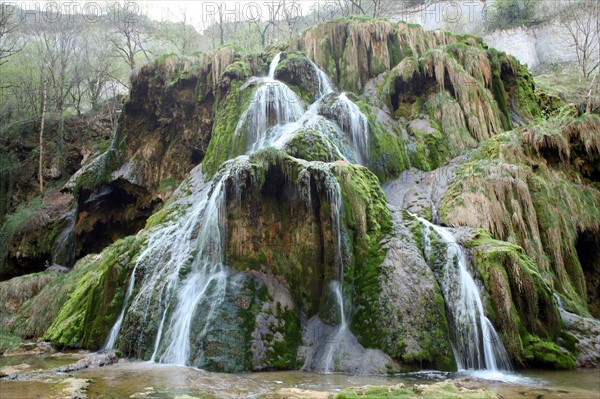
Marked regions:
[306,58,334,97]
[322,175,348,373]
[415,215,512,371]
[104,261,139,350]
[104,53,367,370]
[268,52,281,79]
[334,93,370,165]
[51,209,76,267]
[236,53,305,152]
[242,81,305,152]
[553,293,564,311]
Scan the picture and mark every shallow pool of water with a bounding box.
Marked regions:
[0,352,83,371]
[1,354,599,399]
[79,362,600,399]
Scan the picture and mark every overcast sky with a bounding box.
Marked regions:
[11,0,328,30]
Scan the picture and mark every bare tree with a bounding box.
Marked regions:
[109,1,151,72]
[331,0,439,18]
[248,1,283,47]
[159,5,200,55]
[0,3,22,66]
[30,12,80,115]
[560,0,600,113]
[79,32,119,111]
[279,1,303,41]
[38,82,47,196]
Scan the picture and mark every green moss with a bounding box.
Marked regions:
[43,236,142,349]
[284,130,341,163]
[495,55,542,122]
[202,79,254,178]
[72,152,114,192]
[145,203,186,229]
[439,120,600,318]
[274,52,320,102]
[334,163,392,348]
[522,335,577,370]
[262,304,303,370]
[222,60,252,82]
[158,176,178,194]
[409,126,447,171]
[336,383,499,399]
[353,99,411,181]
[0,327,21,353]
[467,231,564,365]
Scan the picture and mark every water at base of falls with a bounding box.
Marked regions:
[415,215,512,372]
[105,53,369,369]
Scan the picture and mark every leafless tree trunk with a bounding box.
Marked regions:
[332,0,440,18]
[560,0,600,113]
[249,1,283,47]
[38,83,47,197]
[0,3,23,66]
[110,1,151,73]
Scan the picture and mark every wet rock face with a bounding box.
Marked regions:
[561,310,600,368]
[69,54,239,265]
[117,56,215,191]
[74,180,161,259]
[225,163,336,317]
[273,52,320,100]
[376,208,455,371]
[0,190,75,279]
[56,352,118,372]
[300,316,399,374]
[576,230,600,318]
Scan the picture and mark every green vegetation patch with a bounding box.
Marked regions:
[43,236,143,349]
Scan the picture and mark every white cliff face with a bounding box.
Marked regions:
[392,0,591,70]
[485,27,540,68]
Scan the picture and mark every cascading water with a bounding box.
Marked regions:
[322,176,348,373]
[237,53,304,152]
[416,215,512,372]
[268,52,281,78]
[51,209,76,268]
[306,57,334,97]
[105,52,375,370]
[104,260,139,350]
[334,93,370,165]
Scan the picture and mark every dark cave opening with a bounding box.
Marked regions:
[75,181,162,259]
[576,229,600,318]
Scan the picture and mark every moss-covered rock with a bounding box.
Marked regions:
[201,77,254,177]
[440,115,600,316]
[376,210,455,371]
[317,92,411,181]
[43,236,142,349]
[466,231,563,365]
[224,149,391,335]
[274,52,321,101]
[522,335,577,370]
[284,129,344,163]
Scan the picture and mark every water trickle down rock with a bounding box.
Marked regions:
[415,215,512,371]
